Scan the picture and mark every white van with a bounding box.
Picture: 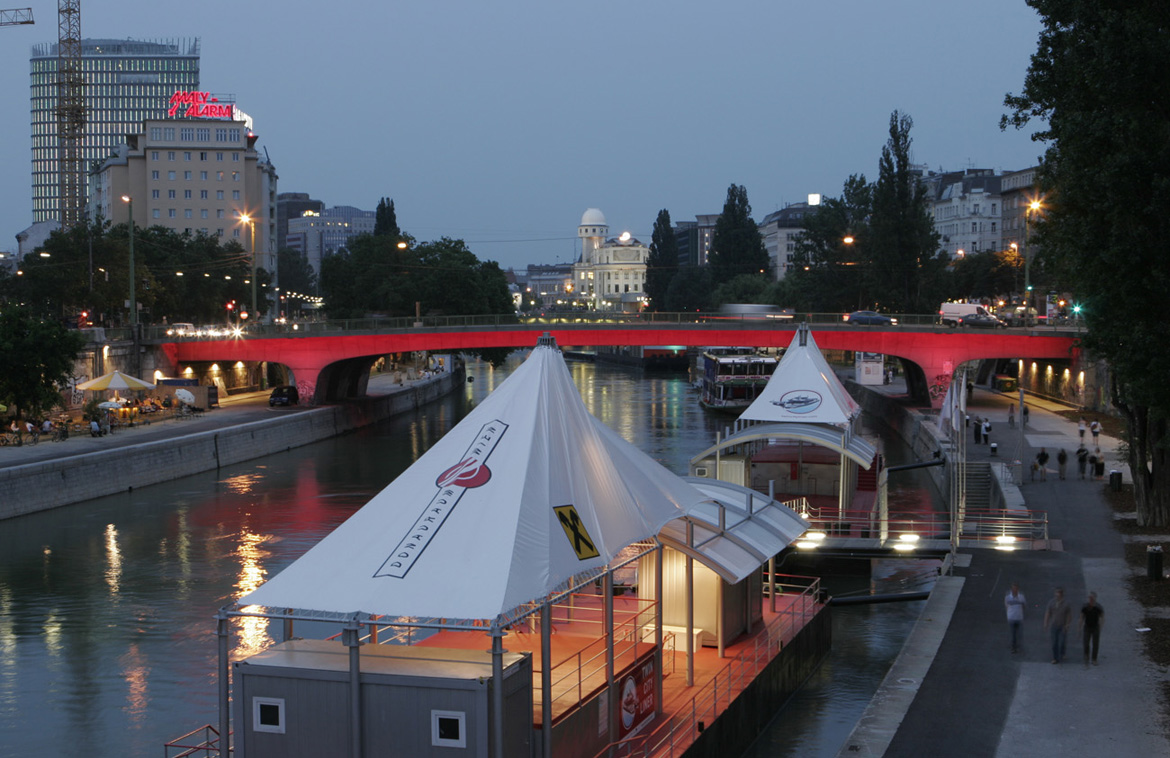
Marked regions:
[166,323,195,337]
[938,303,990,327]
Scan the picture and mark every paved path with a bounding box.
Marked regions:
[842,382,1168,757]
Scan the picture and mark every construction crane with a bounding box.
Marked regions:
[0,7,33,26]
[56,0,85,228]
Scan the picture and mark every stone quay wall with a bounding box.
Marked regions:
[0,370,460,520]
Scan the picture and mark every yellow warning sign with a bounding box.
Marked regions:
[554,504,600,560]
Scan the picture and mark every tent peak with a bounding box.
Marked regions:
[536,332,559,349]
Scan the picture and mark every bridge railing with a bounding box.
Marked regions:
[129,311,1083,342]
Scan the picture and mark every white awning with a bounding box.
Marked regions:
[739,324,861,425]
[689,422,878,470]
[657,478,810,584]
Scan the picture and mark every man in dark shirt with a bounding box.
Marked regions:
[1081,592,1105,665]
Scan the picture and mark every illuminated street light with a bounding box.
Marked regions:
[239,213,257,321]
[122,195,136,327]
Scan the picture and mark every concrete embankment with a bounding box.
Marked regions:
[0,370,461,520]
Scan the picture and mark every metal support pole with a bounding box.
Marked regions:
[491,626,507,758]
[216,611,231,758]
[769,555,777,614]
[686,522,695,687]
[541,604,553,758]
[343,618,363,758]
[654,543,664,716]
[604,570,616,746]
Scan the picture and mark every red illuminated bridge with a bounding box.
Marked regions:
[156,314,1081,408]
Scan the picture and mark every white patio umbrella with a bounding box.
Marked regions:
[77,370,155,392]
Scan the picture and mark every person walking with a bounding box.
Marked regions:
[1036,448,1050,481]
[1022,405,1030,427]
[1057,448,1068,479]
[1005,581,1027,654]
[1090,419,1101,444]
[1078,416,1087,440]
[1076,445,1089,479]
[982,418,992,446]
[1044,587,1072,664]
[1080,592,1105,665]
[974,416,983,445]
[1008,404,1016,429]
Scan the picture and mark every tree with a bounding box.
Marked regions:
[788,174,872,312]
[663,266,712,312]
[1003,2,1170,525]
[645,209,678,311]
[709,184,770,286]
[374,197,401,239]
[0,306,85,417]
[866,112,941,313]
[277,247,318,297]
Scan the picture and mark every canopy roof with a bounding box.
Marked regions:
[689,422,877,470]
[240,336,706,624]
[739,324,860,426]
[658,478,810,583]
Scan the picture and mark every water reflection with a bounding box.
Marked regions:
[104,523,122,595]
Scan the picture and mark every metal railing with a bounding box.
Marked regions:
[799,505,1049,544]
[594,574,823,758]
[164,725,224,757]
[93,311,1084,344]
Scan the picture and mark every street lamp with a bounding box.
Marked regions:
[122,195,136,327]
[1023,199,1042,326]
[240,213,256,321]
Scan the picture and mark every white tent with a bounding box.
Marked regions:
[739,323,861,426]
[240,336,706,623]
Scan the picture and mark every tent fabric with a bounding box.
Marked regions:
[738,326,861,426]
[76,370,156,391]
[239,340,705,623]
[656,478,810,584]
[688,422,877,470]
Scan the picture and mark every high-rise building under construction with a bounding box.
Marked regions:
[29,37,200,224]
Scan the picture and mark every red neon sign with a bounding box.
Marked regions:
[168,91,235,119]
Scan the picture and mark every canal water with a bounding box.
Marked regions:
[0,354,935,757]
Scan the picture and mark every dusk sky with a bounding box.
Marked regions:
[0,0,1046,271]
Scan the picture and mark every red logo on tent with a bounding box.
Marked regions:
[437,458,492,489]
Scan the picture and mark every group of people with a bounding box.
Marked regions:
[969,415,994,446]
[1006,403,1030,429]
[1005,582,1104,665]
[1033,445,1106,481]
[7,417,60,440]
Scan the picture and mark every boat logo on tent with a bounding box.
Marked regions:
[554,505,600,560]
[374,420,509,579]
[772,390,822,414]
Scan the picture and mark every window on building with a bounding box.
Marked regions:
[152,209,160,219]
[232,153,240,162]
[232,190,240,200]
[233,228,240,238]
[200,171,208,180]
[991,222,997,232]
[168,171,176,180]
[216,191,224,200]
[180,128,194,141]
[217,171,224,181]
[197,128,209,141]
[184,151,192,161]
[167,151,176,161]
[168,209,176,218]
[184,190,192,199]
[253,698,286,735]
[229,129,241,142]
[184,171,192,180]
[183,209,192,218]
[168,190,176,199]
[152,170,160,180]
[972,222,977,233]
[149,127,162,140]
[232,172,239,182]
[151,151,159,160]
[215,128,227,141]
[991,203,997,214]
[199,152,208,161]
[216,152,224,161]
[201,209,208,219]
[217,209,225,218]
[217,228,224,237]
[151,189,160,199]
[200,190,208,199]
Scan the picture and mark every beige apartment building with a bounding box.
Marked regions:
[88,117,278,281]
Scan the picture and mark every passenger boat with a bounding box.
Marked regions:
[698,348,778,412]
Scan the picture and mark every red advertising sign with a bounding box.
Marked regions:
[168,91,235,119]
[617,653,656,740]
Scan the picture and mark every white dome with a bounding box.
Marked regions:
[580,208,607,227]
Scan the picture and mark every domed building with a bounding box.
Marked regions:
[572,208,649,312]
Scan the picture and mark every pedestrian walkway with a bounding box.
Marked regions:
[840,383,1168,757]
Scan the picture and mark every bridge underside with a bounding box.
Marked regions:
[163,326,1078,407]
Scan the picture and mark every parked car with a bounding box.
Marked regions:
[268,385,299,406]
[844,310,897,326]
[962,312,1008,329]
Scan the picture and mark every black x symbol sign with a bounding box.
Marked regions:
[554,505,600,560]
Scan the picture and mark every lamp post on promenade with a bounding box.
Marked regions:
[240,213,256,321]
[121,195,136,328]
